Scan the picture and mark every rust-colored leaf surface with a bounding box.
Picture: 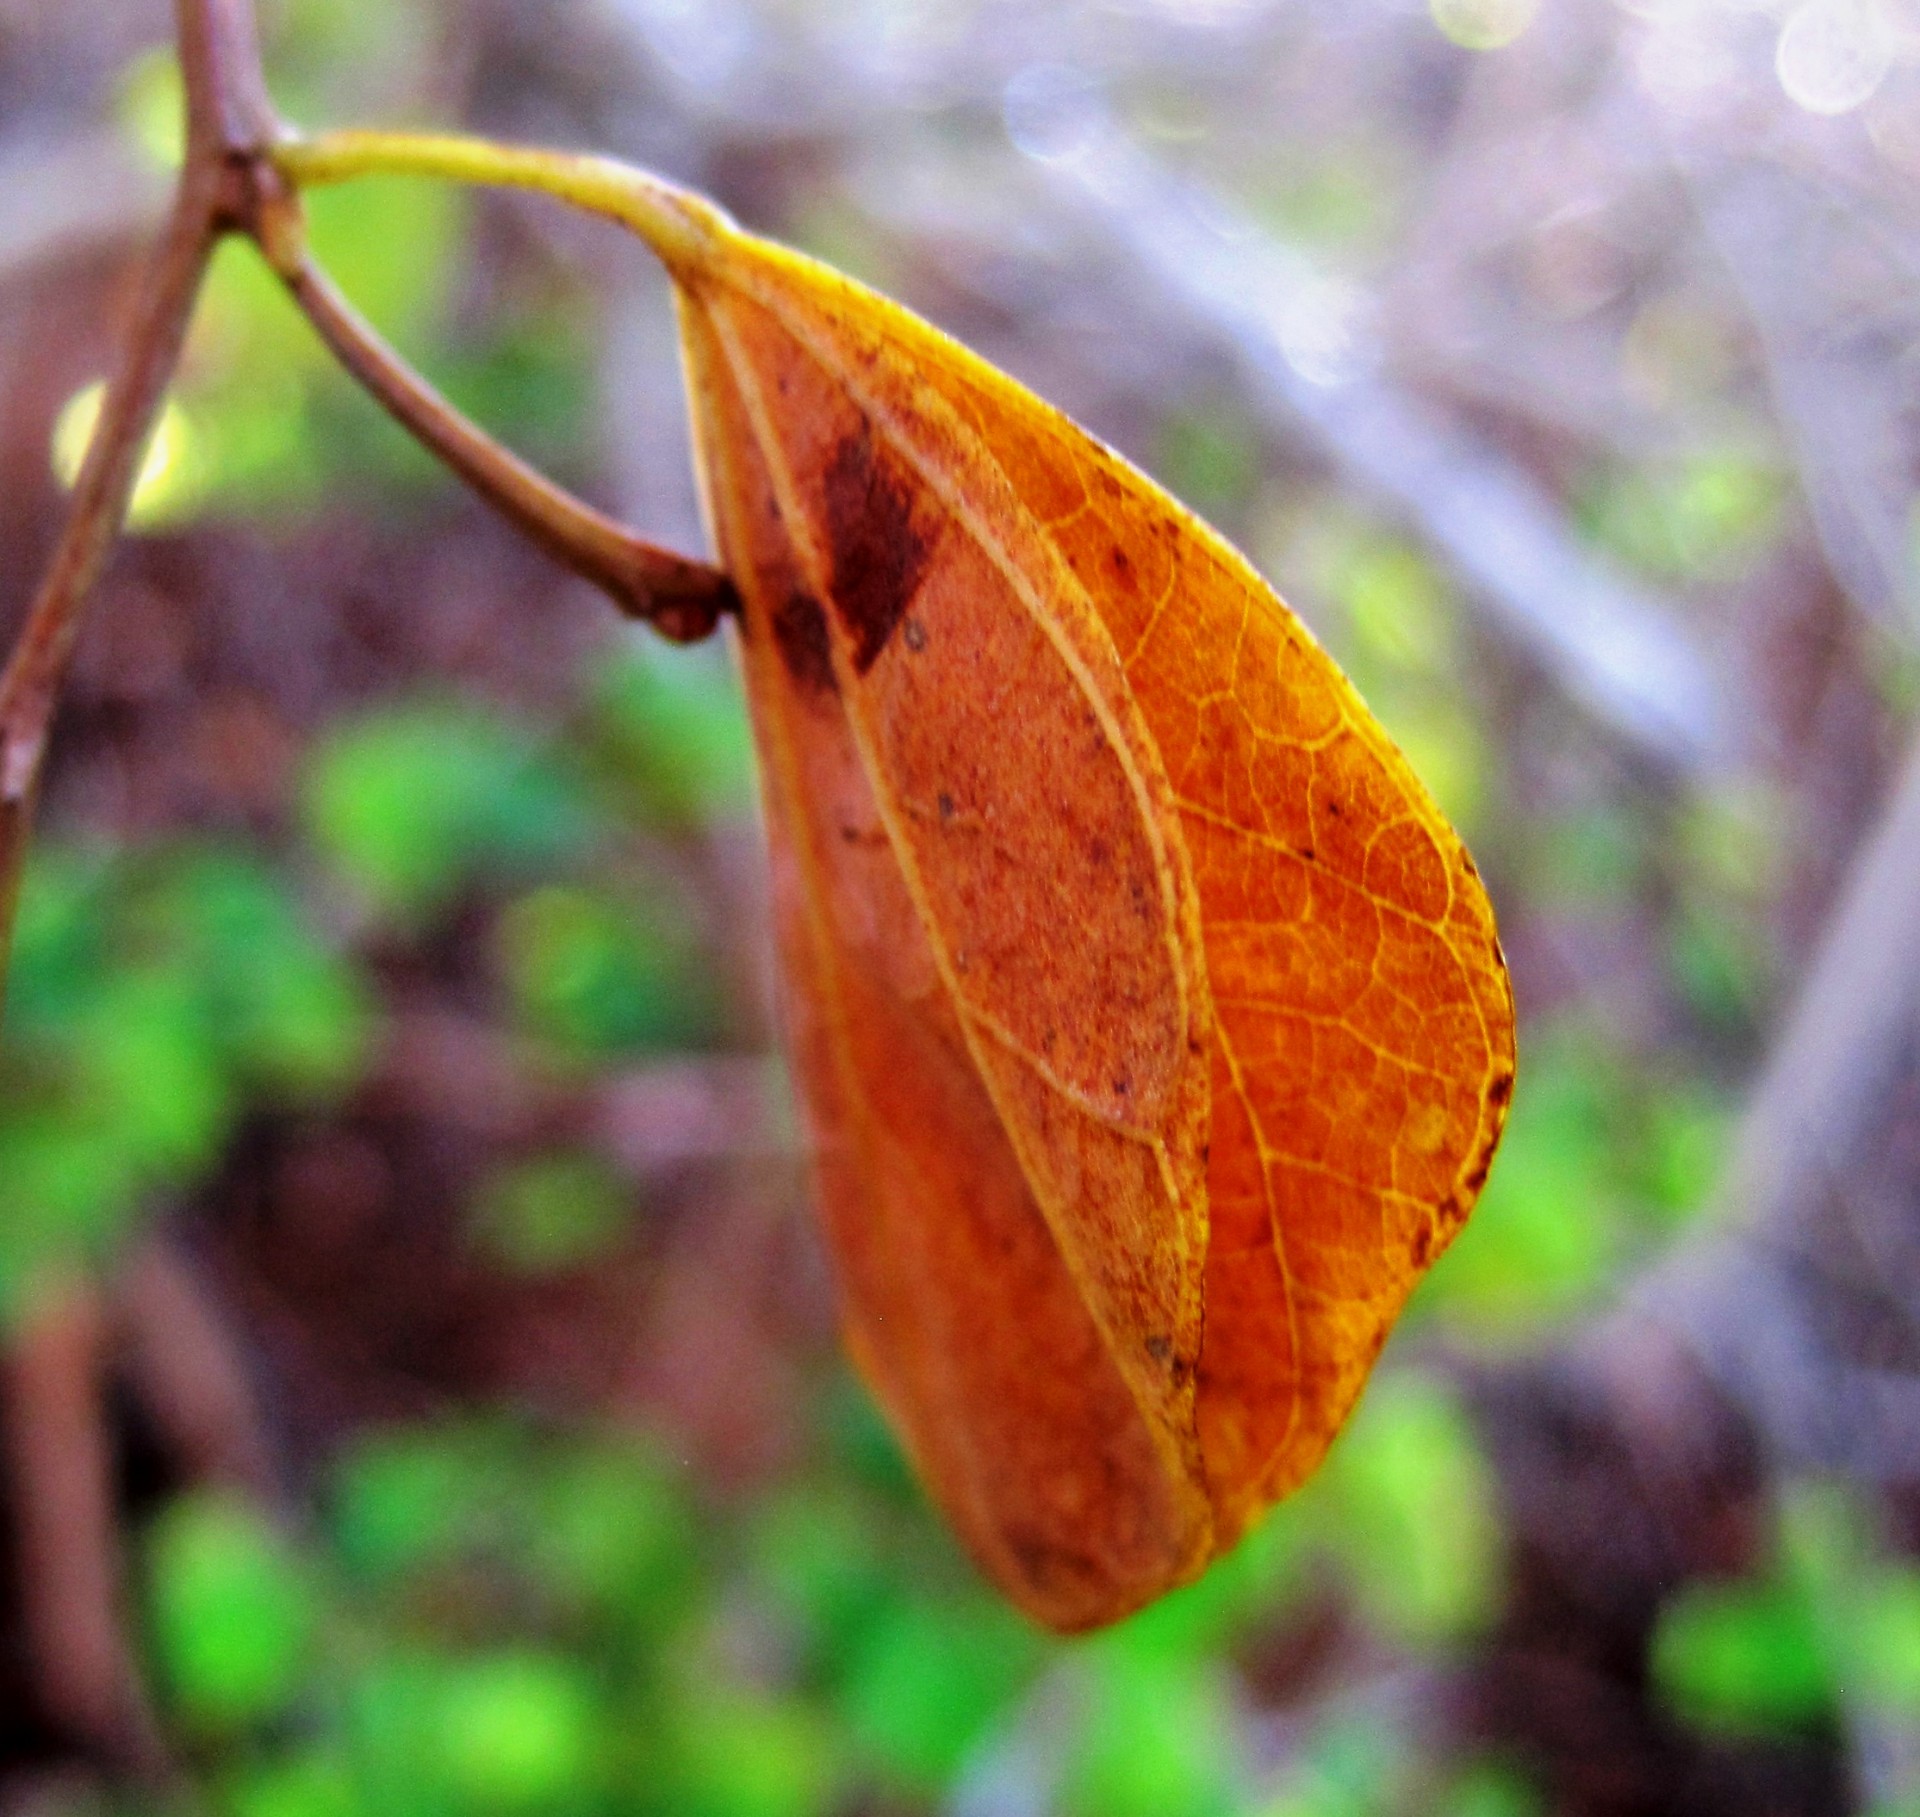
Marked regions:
[631,181,1514,1632]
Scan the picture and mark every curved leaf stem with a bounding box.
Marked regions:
[271,238,735,639]
[274,129,719,274]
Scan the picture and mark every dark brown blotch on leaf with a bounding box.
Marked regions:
[823,419,936,673]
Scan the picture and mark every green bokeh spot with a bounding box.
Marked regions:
[146,1492,317,1733]
[657,1689,835,1817]
[1059,1652,1239,1817]
[1156,405,1263,518]
[496,882,716,1056]
[0,843,370,1324]
[1852,1568,1920,1710]
[226,1751,363,1817]
[1309,1369,1500,1645]
[470,1151,631,1276]
[331,1422,516,1584]
[305,702,598,921]
[588,639,757,827]
[1653,1575,1833,1736]
[531,1439,705,1624]
[433,1651,602,1811]
[839,1596,1041,1791]
[1415,1033,1621,1332]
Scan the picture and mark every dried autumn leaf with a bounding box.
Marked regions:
[281,138,1515,1632]
[660,198,1516,1632]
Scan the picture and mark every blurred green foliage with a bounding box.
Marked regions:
[305,701,600,923]
[1273,516,1490,838]
[114,1357,1523,1817]
[304,684,727,1058]
[1407,1022,1732,1335]
[1308,1373,1500,1645]
[1056,1651,1241,1817]
[469,1150,631,1277]
[1157,403,1266,521]
[584,643,759,830]
[495,882,714,1058]
[1253,1722,1406,1817]
[146,1492,319,1734]
[1653,1484,1920,1746]
[0,843,369,1326]
[0,626,751,1319]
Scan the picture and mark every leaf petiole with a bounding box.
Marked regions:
[272,130,725,277]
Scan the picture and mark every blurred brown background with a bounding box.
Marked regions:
[5,0,1920,1813]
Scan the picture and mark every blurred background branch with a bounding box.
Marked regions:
[1625,721,1920,1473]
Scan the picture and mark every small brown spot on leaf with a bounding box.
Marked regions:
[772,589,836,696]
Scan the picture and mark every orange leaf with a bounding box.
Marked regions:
[651,200,1516,1632]
[281,141,1515,1632]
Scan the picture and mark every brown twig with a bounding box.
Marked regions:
[113,1232,279,1499]
[0,0,273,1009]
[2,1281,168,1776]
[0,4,263,1774]
[0,180,221,1001]
[176,0,277,161]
